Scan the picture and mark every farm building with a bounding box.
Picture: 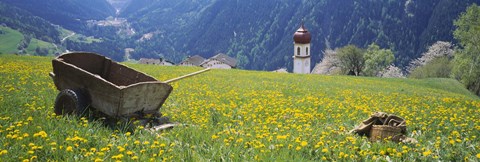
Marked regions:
[179,55,206,66]
[200,53,237,69]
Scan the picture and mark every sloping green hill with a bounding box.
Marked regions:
[0,26,23,54]
[0,54,478,161]
[0,26,58,56]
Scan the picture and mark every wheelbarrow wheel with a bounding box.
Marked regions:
[54,89,90,116]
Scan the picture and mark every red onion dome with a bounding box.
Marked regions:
[293,23,311,44]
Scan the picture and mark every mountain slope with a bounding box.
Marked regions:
[0,2,61,43]
[122,0,480,70]
[107,0,132,11]
[1,0,115,33]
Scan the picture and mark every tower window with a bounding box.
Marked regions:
[297,47,300,56]
[306,47,309,55]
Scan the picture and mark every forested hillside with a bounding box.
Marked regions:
[0,0,115,33]
[0,1,123,57]
[0,2,61,43]
[122,0,480,70]
[0,0,479,71]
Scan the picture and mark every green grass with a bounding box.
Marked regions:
[1,54,479,161]
[25,38,57,56]
[0,26,24,54]
[0,26,57,56]
[59,28,74,40]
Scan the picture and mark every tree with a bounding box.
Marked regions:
[311,49,341,75]
[410,57,453,79]
[35,47,49,56]
[452,4,480,95]
[408,41,454,73]
[363,43,395,77]
[407,41,454,78]
[378,65,405,78]
[337,45,364,76]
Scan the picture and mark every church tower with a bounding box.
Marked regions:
[292,22,311,74]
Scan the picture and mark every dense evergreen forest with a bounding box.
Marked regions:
[120,0,480,70]
[1,0,479,71]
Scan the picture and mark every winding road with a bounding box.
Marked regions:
[61,32,75,42]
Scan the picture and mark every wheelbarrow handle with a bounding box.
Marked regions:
[164,68,211,84]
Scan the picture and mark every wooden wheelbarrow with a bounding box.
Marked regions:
[49,52,209,130]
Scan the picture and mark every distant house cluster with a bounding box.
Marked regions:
[139,53,237,69]
[138,58,174,66]
[179,55,206,66]
[198,53,237,69]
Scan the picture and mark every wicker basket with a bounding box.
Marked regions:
[370,125,402,142]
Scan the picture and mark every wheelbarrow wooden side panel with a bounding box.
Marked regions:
[51,52,173,117]
[120,82,172,116]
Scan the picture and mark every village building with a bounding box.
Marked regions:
[292,22,312,74]
[200,53,237,69]
[178,55,206,66]
[161,60,175,66]
[139,58,174,66]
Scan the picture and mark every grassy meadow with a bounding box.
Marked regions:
[0,26,24,54]
[0,26,58,56]
[0,54,479,161]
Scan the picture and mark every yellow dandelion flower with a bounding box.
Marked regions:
[117,146,125,152]
[276,135,287,140]
[423,150,432,156]
[33,131,47,138]
[101,147,109,152]
[0,150,8,155]
[111,154,124,160]
[66,146,73,152]
[300,141,308,147]
[134,140,140,145]
[449,140,455,145]
[295,146,302,151]
[322,148,328,153]
[380,150,386,155]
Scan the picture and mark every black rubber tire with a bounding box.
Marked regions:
[54,89,91,116]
